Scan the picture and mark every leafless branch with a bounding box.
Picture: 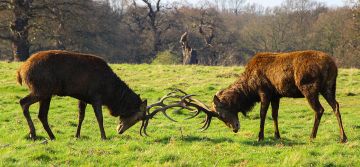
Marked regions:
[0,34,13,41]
[156,0,161,12]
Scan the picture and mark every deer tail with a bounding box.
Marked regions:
[17,69,22,85]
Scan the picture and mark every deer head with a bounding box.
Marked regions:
[117,99,148,134]
[212,93,240,133]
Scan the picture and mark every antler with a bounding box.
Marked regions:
[171,89,219,131]
[140,91,195,136]
[145,91,179,120]
[140,89,219,136]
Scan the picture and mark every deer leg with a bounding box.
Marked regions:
[322,92,347,143]
[20,94,40,140]
[75,101,87,138]
[258,97,270,141]
[305,94,324,140]
[38,97,55,140]
[271,98,281,139]
[91,100,106,140]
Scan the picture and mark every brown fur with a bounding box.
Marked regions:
[17,50,144,140]
[214,50,347,142]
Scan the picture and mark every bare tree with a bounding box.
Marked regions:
[0,0,31,61]
[142,0,162,54]
[125,0,175,59]
[180,32,198,64]
[0,0,94,61]
[0,0,358,67]
[229,0,245,15]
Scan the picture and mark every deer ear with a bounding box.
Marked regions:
[216,90,223,97]
[213,95,221,106]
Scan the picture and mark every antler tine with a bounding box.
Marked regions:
[182,97,217,117]
[146,91,177,110]
[168,88,219,131]
[140,119,148,136]
[147,94,195,119]
[171,88,187,95]
[200,115,212,131]
[171,88,212,111]
[183,101,216,131]
[140,93,197,136]
[184,109,201,120]
[141,89,218,136]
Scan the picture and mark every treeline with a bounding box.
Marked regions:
[0,0,359,67]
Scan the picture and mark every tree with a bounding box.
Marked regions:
[142,0,162,54]
[0,0,91,61]
[0,0,31,61]
[0,0,358,67]
[229,0,245,15]
[0,0,127,61]
[128,0,174,58]
[180,32,198,64]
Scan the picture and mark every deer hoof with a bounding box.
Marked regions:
[257,137,264,142]
[29,133,37,140]
[340,137,348,143]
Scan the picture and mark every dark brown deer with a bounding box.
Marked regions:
[176,51,348,143]
[17,50,174,140]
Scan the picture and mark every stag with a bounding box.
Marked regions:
[17,50,175,140]
[171,51,347,143]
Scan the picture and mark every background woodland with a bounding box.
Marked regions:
[0,0,359,67]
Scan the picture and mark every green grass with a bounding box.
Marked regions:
[0,62,359,166]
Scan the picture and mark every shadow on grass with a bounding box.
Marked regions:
[23,134,47,141]
[75,134,121,141]
[241,137,306,146]
[104,134,120,140]
[154,135,234,144]
[352,125,360,129]
[74,135,90,140]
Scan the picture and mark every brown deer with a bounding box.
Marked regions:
[17,50,173,140]
[170,51,348,143]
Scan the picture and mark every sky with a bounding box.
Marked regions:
[180,0,347,7]
[248,0,345,7]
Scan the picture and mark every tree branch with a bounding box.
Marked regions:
[0,0,11,4]
[0,0,11,10]
[156,0,161,12]
[0,34,13,41]
[142,0,154,14]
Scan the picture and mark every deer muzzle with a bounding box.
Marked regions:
[117,121,134,134]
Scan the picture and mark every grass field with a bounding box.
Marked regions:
[0,62,359,166]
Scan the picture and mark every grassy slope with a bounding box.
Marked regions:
[0,62,359,166]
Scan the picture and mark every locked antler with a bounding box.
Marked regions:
[140,91,195,136]
[171,89,219,131]
[140,89,219,136]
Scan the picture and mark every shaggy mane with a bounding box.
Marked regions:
[218,73,259,116]
[105,73,142,117]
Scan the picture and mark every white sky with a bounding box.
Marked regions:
[175,0,347,7]
[248,0,345,7]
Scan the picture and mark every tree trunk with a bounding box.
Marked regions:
[11,0,31,61]
[180,32,198,65]
[12,37,30,61]
[153,29,161,54]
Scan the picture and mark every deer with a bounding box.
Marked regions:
[17,50,175,140]
[162,50,348,143]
